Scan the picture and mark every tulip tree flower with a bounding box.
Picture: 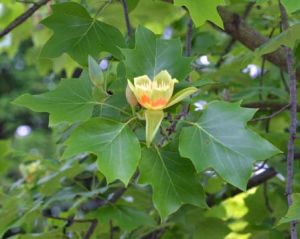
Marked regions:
[128,70,197,147]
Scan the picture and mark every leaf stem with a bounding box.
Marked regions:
[91,101,131,116]
[94,0,111,19]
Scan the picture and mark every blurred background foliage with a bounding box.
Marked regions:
[0,0,300,238]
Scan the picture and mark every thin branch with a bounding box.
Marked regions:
[121,0,133,37]
[207,167,277,207]
[80,172,139,212]
[243,101,300,112]
[0,0,51,39]
[279,2,298,239]
[44,215,98,239]
[251,104,290,121]
[185,18,193,57]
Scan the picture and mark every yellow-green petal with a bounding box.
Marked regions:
[165,87,198,109]
[127,80,136,94]
[145,109,164,147]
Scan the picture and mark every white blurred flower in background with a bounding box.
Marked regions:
[196,55,210,66]
[242,64,261,78]
[15,125,32,137]
[162,27,173,40]
[194,100,207,111]
[99,59,109,70]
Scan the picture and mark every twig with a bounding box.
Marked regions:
[80,172,139,212]
[44,215,98,239]
[207,167,278,206]
[279,2,298,239]
[243,101,300,112]
[185,18,193,57]
[0,0,51,39]
[215,2,255,68]
[251,104,290,121]
[121,0,133,37]
[258,27,277,100]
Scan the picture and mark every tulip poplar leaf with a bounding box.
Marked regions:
[255,23,300,57]
[174,0,225,27]
[282,0,300,13]
[139,146,207,219]
[13,76,94,126]
[278,193,300,225]
[63,118,141,185]
[122,26,192,81]
[179,101,281,190]
[40,2,125,66]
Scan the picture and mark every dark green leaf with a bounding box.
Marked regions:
[41,2,125,65]
[63,118,140,185]
[179,101,281,190]
[139,146,207,219]
[13,75,94,126]
[121,26,192,80]
[278,193,300,225]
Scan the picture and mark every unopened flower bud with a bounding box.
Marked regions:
[126,84,138,107]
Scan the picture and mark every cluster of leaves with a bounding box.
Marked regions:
[1,0,300,238]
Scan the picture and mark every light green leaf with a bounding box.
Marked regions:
[139,146,207,219]
[41,2,125,66]
[13,75,94,126]
[174,0,225,27]
[278,193,300,225]
[88,55,104,89]
[145,110,164,147]
[282,0,300,13]
[63,118,140,185]
[255,23,300,57]
[121,26,192,80]
[166,87,197,108]
[97,205,155,231]
[179,101,281,190]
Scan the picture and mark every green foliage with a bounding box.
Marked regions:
[41,2,125,66]
[278,193,300,225]
[282,0,300,13]
[13,74,94,126]
[63,118,140,185]
[121,26,192,80]
[174,0,225,27]
[179,101,280,190]
[255,23,300,57]
[1,0,299,238]
[98,205,155,231]
[139,146,207,219]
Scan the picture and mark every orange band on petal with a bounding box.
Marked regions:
[140,94,150,105]
[151,98,167,108]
